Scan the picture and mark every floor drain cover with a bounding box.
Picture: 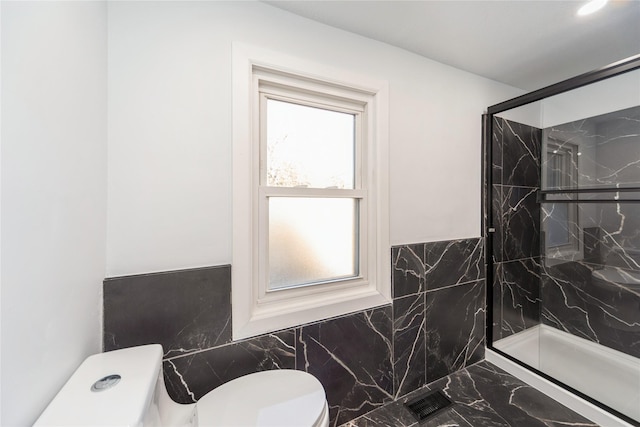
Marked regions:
[405,389,453,421]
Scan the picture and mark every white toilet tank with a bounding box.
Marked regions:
[34,344,328,427]
[34,344,195,427]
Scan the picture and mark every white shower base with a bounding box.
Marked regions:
[489,325,640,426]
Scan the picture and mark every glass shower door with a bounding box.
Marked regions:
[488,65,640,424]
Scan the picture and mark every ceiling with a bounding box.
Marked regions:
[264,0,640,91]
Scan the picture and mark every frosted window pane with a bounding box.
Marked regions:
[266,99,355,189]
[269,198,358,290]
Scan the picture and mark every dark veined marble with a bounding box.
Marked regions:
[103,265,232,357]
[423,239,484,291]
[491,116,541,188]
[425,280,485,383]
[496,257,542,340]
[297,306,394,427]
[163,329,296,403]
[544,105,640,190]
[392,238,484,298]
[491,264,503,341]
[491,185,541,263]
[342,361,598,427]
[393,293,426,398]
[500,185,540,261]
[501,118,541,188]
[492,116,504,186]
[489,116,541,265]
[490,184,504,264]
[541,260,640,358]
[392,244,427,298]
[104,235,490,426]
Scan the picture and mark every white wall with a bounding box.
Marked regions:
[0,2,522,422]
[0,2,107,425]
[106,1,522,276]
[497,101,543,129]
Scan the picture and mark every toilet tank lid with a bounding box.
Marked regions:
[34,344,163,427]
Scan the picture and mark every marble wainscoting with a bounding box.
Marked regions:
[341,361,598,427]
[104,237,486,426]
[297,308,394,425]
[104,266,393,427]
[391,238,486,398]
[103,266,232,357]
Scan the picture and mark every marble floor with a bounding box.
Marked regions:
[340,361,598,427]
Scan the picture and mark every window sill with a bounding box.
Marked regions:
[232,284,390,340]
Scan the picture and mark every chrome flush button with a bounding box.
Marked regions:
[90,374,121,392]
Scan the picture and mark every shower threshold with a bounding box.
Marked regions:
[490,325,639,425]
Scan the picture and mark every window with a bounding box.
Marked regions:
[543,139,581,259]
[232,44,390,339]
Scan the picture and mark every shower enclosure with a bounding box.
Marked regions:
[484,55,640,425]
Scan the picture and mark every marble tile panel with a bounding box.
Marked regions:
[541,260,640,358]
[340,400,418,427]
[490,184,504,263]
[500,185,540,261]
[491,263,503,342]
[424,238,484,291]
[598,207,640,269]
[498,257,541,339]
[393,293,426,398]
[501,118,541,188]
[163,329,295,403]
[425,281,485,383]
[341,361,597,427]
[103,265,231,357]
[492,116,504,186]
[392,244,426,298]
[431,362,598,427]
[297,306,394,427]
[546,105,640,189]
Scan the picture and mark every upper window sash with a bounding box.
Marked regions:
[257,91,365,192]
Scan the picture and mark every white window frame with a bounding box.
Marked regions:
[232,43,390,340]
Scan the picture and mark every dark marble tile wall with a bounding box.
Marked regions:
[391,238,486,397]
[494,257,542,341]
[104,237,486,427]
[541,260,640,358]
[297,307,394,425]
[342,361,598,427]
[103,266,232,358]
[538,106,640,358]
[491,117,542,340]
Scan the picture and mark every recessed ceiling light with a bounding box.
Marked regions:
[577,0,608,16]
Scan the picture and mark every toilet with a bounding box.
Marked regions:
[34,344,330,427]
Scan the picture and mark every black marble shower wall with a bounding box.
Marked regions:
[491,108,640,359]
[491,116,542,341]
[103,237,485,427]
[539,106,640,358]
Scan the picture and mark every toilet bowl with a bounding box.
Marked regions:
[34,344,330,427]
